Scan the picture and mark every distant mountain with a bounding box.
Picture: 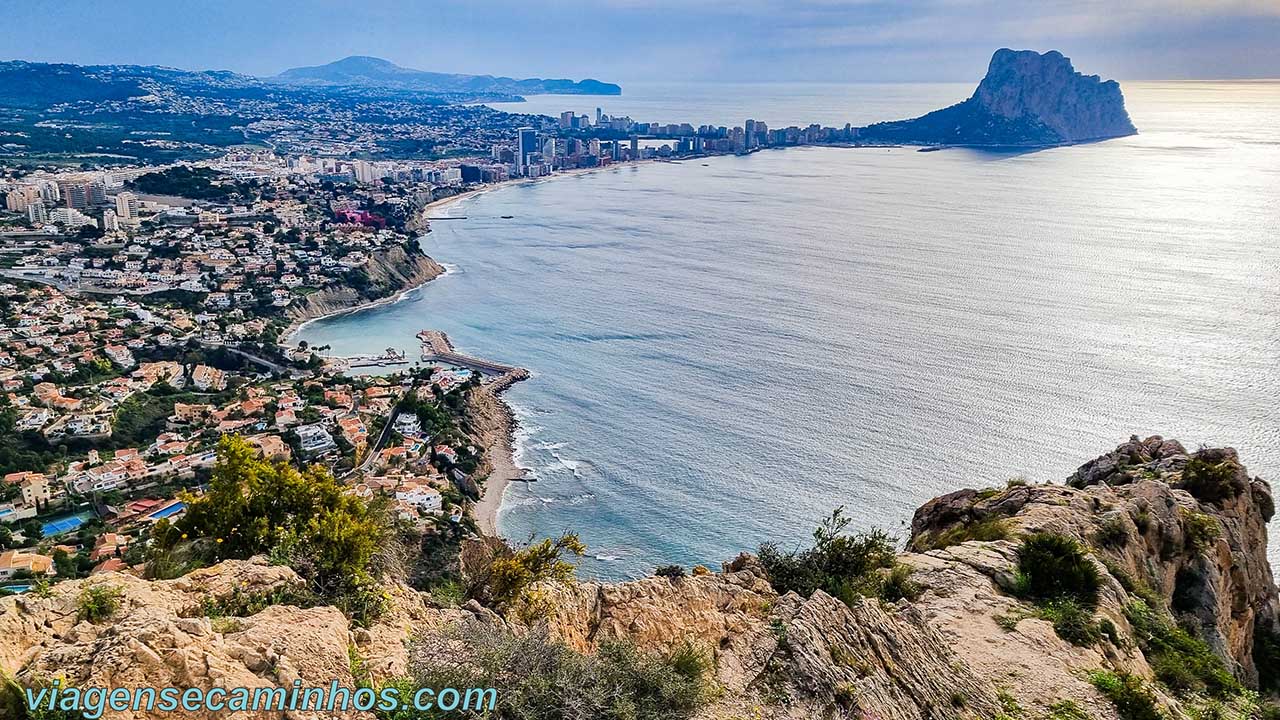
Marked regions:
[860,49,1136,146]
[273,56,621,96]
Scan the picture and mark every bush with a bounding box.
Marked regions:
[77,584,122,623]
[1087,670,1163,720]
[399,626,716,720]
[1,675,86,719]
[1181,511,1220,554]
[1124,600,1240,698]
[1103,560,1164,609]
[198,587,317,619]
[759,507,918,606]
[154,436,395,626]
[1094,516,1130,549]
[915,517,1011,551]
[1179,458,1243,505]
[1014,532,1100,606]
[468,533,585,614]
[1046,700,1091,720]
[1039,598,1103,646]
[655,565,687,580]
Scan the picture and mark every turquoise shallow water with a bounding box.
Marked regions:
[299,81,1280,579]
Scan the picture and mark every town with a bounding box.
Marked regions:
[0,105,872,594]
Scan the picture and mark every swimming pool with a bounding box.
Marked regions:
[147,502,186,520]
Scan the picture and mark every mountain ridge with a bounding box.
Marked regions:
[272,54,622,96]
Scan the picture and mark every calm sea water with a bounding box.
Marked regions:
[300,81,1280,579]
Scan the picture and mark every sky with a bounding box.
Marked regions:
[3,0,1279,83]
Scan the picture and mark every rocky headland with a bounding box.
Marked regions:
[860,49,1137,146]
[285,244,445,331]
[4,436,1276,720]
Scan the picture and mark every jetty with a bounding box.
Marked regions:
[417,329,530,391]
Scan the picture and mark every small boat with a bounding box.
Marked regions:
[500,215,514,219]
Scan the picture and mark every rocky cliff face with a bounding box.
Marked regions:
[861,49,1137,146]
[3,437,1275,720]
[286,244,444,327]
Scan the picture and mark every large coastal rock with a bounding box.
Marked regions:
[3,437,1276,720]
[861,49,1137,146]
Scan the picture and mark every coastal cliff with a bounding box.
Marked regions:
[861,49,1137,146]
[3,437,1277,719]
[286,244,444,328]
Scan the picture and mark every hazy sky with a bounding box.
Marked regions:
[4,0,1279,82]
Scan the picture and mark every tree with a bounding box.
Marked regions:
[469,533,586,612]
[157,436,393,620]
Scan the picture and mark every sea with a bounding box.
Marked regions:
[297,80,1280,579]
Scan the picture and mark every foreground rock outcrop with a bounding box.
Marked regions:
[860,49,1137,146]
[2,437,1275,720]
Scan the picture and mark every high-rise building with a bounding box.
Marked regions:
[516,127,538,176]
[596,107,603,125]
[60,182,88,210]
[5,190,27,212]
[115,191,137,219]
[629,135,639,160]
[559,111,575,129]
[102,209,119,232]
[353,160,375,184]
[26,201,47,224]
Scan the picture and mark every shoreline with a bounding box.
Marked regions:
[282,159,655,344]
[282,163,659,538]
[469,387,527,537]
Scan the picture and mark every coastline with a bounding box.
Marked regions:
[283,159,653,344]
[282,163,659,539]
[466,386,527,537]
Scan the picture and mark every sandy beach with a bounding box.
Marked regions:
[467,388,526,537]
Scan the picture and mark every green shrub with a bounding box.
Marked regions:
[1181,511,1220,554]
[76,584,122,623]
[468,532,585,612]
[1014,532,1100,606]
[1046,699,1091,720]
[1087,670,1164,720]
[399,626,716,720]
[1124,600,1240,698]
[1179,458,1243,505]
[760,507,917,606]
[655,565,687,580]
[1102,560,1164,609]
[1132,510,1152,534]
[197,587,315,618]
[915,517,1011,551]
[1039,598,1103,646]
[1,675,87,719]
[425,578,466,608]
[154,436,396,626]
[1094,516,1129,549]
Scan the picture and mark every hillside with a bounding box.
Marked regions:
[2,435,1277,719]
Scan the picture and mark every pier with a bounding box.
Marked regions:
[417,329,530,391]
